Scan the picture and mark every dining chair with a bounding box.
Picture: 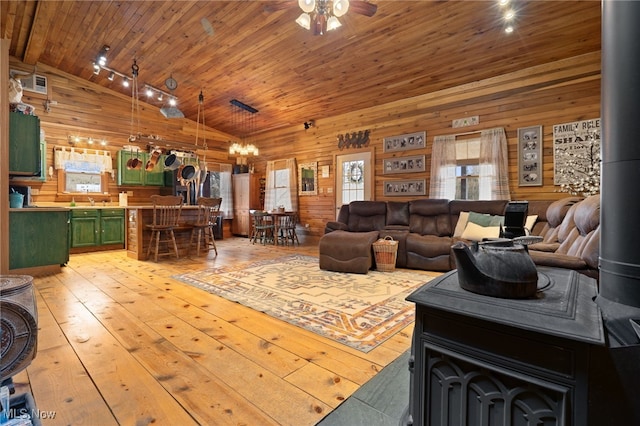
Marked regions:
[281,212,300,246]
[251,211,275,245]
[189,197,222,256]
[146,195,183,262]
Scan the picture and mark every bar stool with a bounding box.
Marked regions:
[146,195,183,262]
[189,197,222,256]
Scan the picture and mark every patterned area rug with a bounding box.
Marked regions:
[172,254,435,352]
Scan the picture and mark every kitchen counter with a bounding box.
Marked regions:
[9,206,70,212]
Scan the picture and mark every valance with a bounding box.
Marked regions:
[54,147,113,174]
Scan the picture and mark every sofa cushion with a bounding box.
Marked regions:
[409,199,452,236]
[347,201,387,232]
[449,200,509,233]
[386,201,410,227]
[453,211,470,238]
[461,222,501,241]
[468,211,504,227]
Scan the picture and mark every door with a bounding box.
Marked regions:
[335,151,373,218]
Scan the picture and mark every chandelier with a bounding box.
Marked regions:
[228,99,259,164]
[296,0,350,35]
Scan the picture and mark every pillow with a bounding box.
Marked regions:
[525,215,538,233]
[453,211,470,238]
[461,222,501,242]
[468,211,504,227]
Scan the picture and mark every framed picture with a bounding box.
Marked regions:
[383,131,426,153]
[517,125,543,186]
[383,179,426,196]
[383,154,426,175]
[553,118,601,186]
[298,162,317,195]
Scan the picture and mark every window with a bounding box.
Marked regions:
[455,137,480,200]
[341,160,365,204]
[264,159,298,212]
[429,128,509,200]
[205,163,233,218]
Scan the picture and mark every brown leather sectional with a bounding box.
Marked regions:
[320,195,601,279]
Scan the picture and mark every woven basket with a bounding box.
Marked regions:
[372,236,399,272]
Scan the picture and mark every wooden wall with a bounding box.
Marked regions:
[9,59,236,206]
[251,52,601,236]
[10,52,601,237]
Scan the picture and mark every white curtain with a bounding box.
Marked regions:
[429,135,457,199]
[264,159,298,212]
[54,147,113,173]
[219,163,233,218]
[479,128,511,200]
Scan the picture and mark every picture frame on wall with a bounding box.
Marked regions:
[517,125,543,186]
[298,162,317,195]
[383,179,426,196]
[383,154,426,175]
[383,131,426,153]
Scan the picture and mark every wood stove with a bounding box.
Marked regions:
[405,267,637,426]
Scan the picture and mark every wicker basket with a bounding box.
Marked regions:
[372,236,399,272]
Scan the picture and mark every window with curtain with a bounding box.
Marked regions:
[429,128,510,200]
[264,159,298,212]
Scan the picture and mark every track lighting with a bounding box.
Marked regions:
[108,71,115,81]
[96,45,110,67]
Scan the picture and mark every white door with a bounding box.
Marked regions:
[335,151,373,218]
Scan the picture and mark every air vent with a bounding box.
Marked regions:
[10,69,48,95]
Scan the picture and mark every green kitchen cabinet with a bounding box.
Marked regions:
[9,111,41,176]
[70,209,100,247]
[9,209,69,270]
[117,150,144,185]
[70,208,125,248]
[100,209,125,245]
[143,153,166,186]
[117,150,166,186]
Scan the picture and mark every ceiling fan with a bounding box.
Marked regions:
[266,0,378,36]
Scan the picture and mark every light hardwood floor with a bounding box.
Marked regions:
[11,235,416,426]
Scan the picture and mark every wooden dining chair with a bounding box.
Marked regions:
[251,211,275,245]
[281,212,300,246]
[189,197,222,256]
[146,195,183,262]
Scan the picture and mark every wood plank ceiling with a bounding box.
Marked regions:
[1,0,601,137]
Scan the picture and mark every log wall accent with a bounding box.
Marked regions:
[250,52,601,236]
[9,52,601,237]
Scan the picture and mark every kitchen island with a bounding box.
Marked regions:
[125,205,215,260]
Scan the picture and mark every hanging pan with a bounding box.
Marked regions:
[145,149,162,172]
[181,164,197,182]
[164,153,182,170]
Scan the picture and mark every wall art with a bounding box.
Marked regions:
[553,118,601,187]
[383,131,426,153]
[383,154,425,175]
[383,179,426,196]
[298,162,317,196]
[517,125,543,186]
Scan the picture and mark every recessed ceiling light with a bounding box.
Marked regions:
[505,25,514,34]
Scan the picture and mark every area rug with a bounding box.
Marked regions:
[172,254,435,352]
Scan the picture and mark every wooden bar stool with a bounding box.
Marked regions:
[189,197,222,256]
[146,195,183,262]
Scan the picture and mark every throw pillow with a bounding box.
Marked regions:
[461,222,501,241]
[453,211,470,238]
[468,211,504,227]
[525,215,538,233]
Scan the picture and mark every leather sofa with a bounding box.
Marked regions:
[320,196,600,279]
